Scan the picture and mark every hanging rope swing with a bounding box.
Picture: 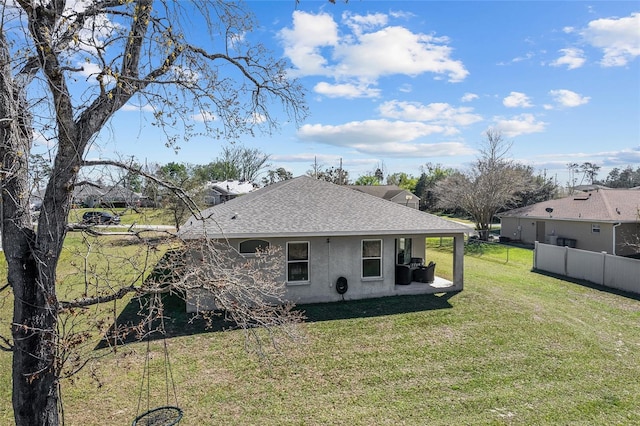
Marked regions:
[132,293,183,426]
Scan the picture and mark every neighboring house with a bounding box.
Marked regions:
[72,185,146,208]
[179,176,468,312]
[499,188,640,256]
[202,180,257,206]
[348,185,420,209]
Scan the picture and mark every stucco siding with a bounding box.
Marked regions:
[501,217,630,255]
[186,234,444,312]
[500,217,537,243]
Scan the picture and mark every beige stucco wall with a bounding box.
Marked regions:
[185,233,460,312]
[501,217,638,256]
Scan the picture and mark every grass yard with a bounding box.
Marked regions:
[68,207,175,226]
[1,238,639,425]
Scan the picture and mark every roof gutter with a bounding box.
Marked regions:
[612,222,622,255]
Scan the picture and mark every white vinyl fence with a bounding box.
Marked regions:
[534,242,640,295]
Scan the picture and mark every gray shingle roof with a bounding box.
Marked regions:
[347,185,418,201]
[499,189,640,223]
[179,176,470,239]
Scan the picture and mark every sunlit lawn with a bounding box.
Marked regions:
[1,236,639,425]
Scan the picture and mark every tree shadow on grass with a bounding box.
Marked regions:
[95,291,458,350]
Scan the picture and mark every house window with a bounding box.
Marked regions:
[287,242,309,282]
[592,224,600,234]
[239,239,270,254]
[362,239,382,278]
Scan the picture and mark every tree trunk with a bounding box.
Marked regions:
[1,31,61,425]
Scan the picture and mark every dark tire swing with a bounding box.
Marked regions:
[132,294,183,426]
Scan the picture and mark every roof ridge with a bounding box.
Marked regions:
[599,190,616,218]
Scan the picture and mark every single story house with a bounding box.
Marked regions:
[347,185,420,209]
[179,176,468,312]
[32,185,147,208]
[499,188,640,256]
[202,179,257,206]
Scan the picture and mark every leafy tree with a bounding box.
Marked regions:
[601,166,640,188]
[374,167,384,183]
[193,144,271,183]
[512,168,558,208]
[316,166,350,185]
[580,162,601,185]
[155,162,203,229]
[28,153,52,193]
[435,129,533,240]
[566,161,601,189]
[0,1,305,424]
[354,175,381,186]
[262,167,294,186]
[414,163,454,211]
[386,172,418,192]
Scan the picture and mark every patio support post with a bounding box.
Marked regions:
[452,234,464,291]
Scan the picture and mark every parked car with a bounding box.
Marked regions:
[82,211,121,225]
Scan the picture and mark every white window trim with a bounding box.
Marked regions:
[361,239,383,280]
[286,241,310,284]
[591,224,601,234]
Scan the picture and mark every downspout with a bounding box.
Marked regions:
[612,222,621,255]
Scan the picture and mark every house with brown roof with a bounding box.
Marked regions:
[499,188,640,256]
[179,176,468,311]
[347,185,420,209]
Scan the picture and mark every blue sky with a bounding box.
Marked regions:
[88,1,639,185]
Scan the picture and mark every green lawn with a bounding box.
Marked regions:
[1,238,639,425]
[69,207,175,226]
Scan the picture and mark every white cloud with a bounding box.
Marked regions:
[278,10,468,98]
[534,147,640,168]
[581,12,640,67]
[550,48,586,69]
[171,66,200,85]
[249,112,267,124]
[342,11,388,35]
[297,119,475,157]
[492,114,547,137]
[278,11,339,76]
[76,61,107,83]
[503,92,533,108]
[273,153,342,164]
[548,89,590,108]
[314,81,380,99]
[191,111,217,122]
[461,93,479,102]
[333,26,468,82]
[378,100,482,127]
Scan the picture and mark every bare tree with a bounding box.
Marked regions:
[435,129,532,240]
[0,1,306,424]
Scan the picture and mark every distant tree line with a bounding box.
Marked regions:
[30,137,632,239]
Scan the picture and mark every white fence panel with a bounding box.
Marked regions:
[534,242,640,295]
[535,243,567,276]
[604,255,640,294]
[566,249,605,285]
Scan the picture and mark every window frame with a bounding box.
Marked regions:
[591,224,601,234]
[238,239,270,256]
[362,239,383,279]
[286,241,310,284]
